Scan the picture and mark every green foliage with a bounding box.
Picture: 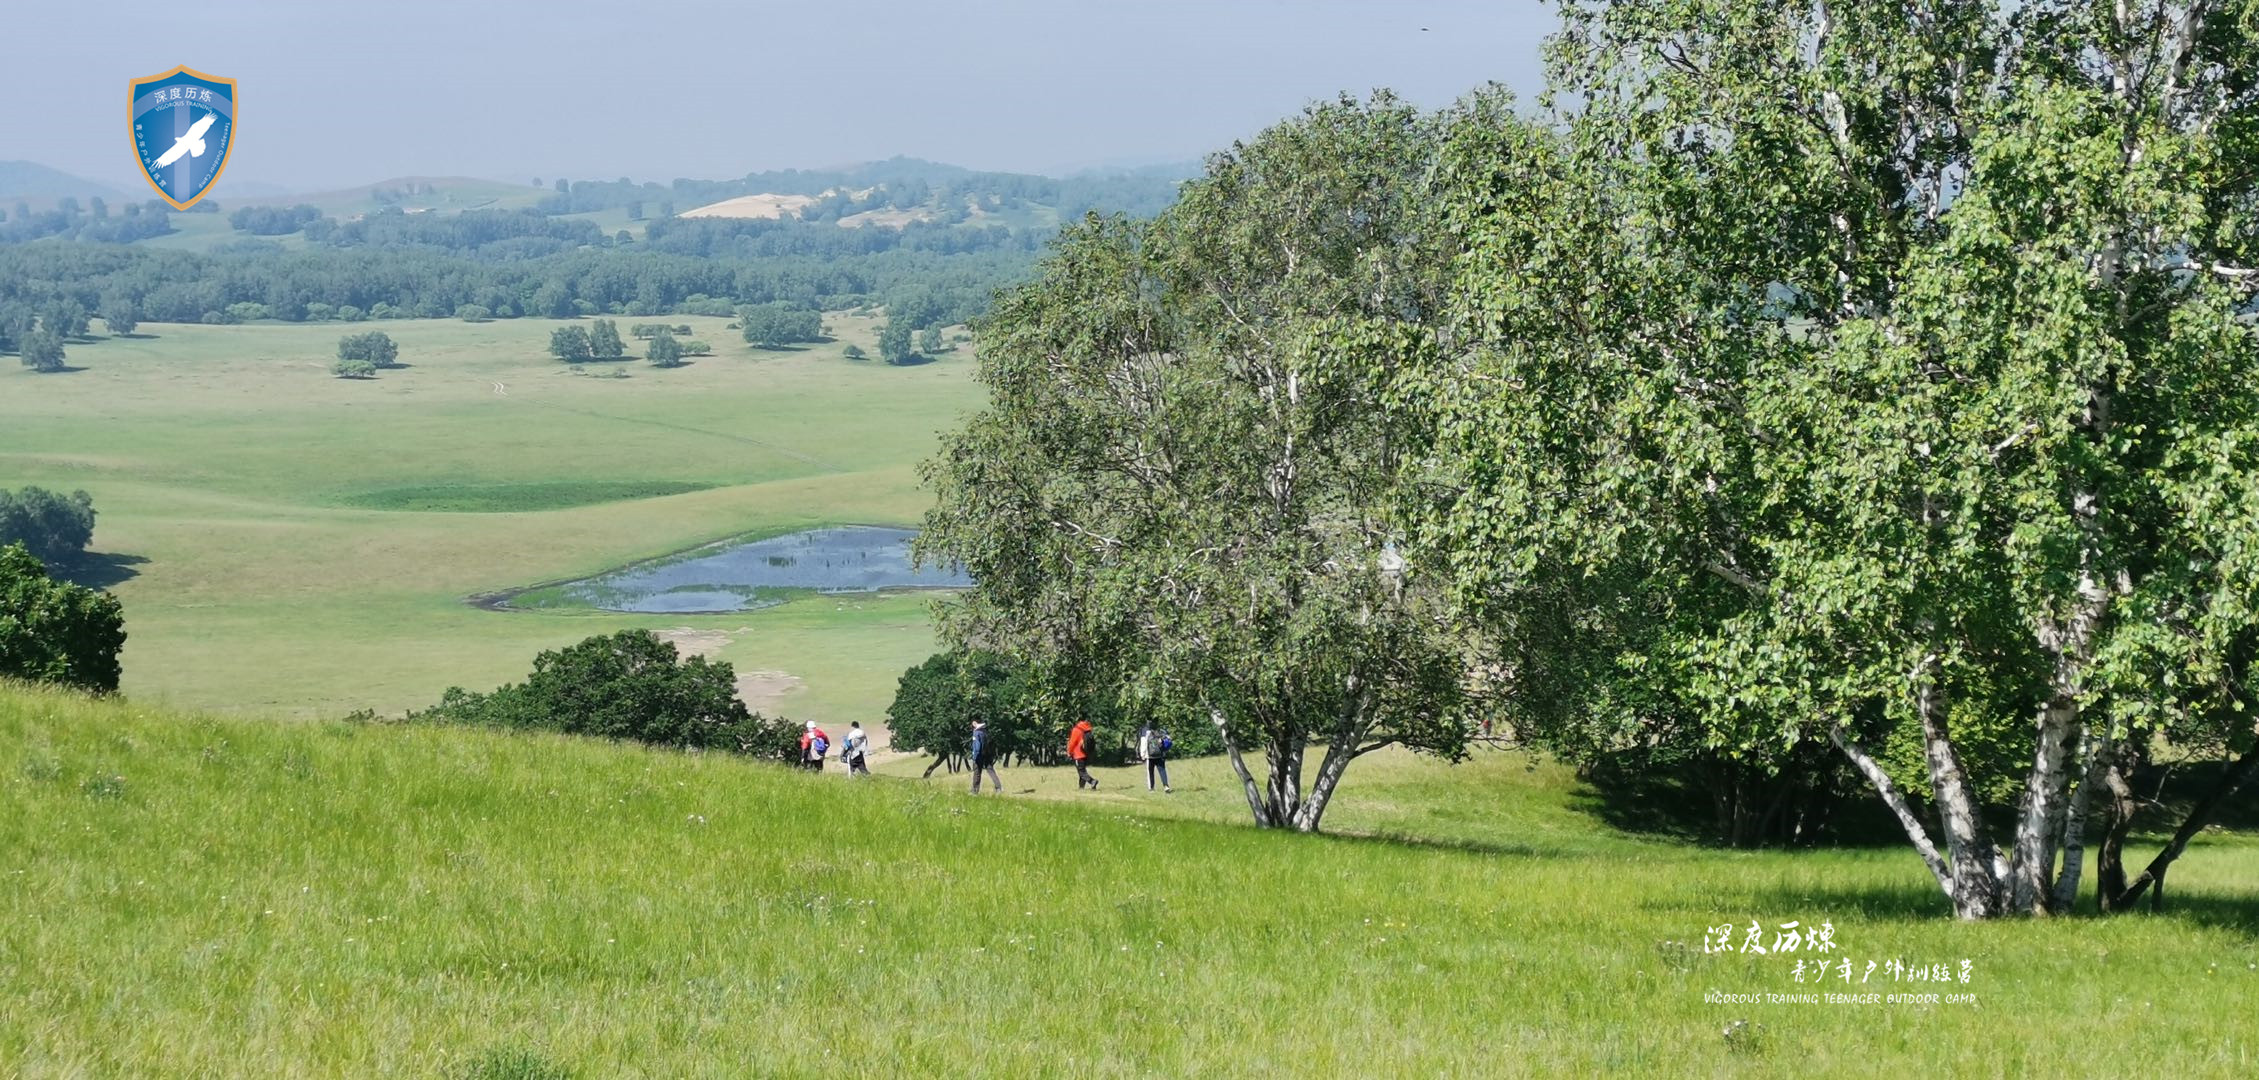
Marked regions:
[455,304,491,323]
[679,339,711,357]
[99,297,137,336]
[737,303,823,348]
[587,318,626,359]
[336,331,399,367]
[922,94,1474,831]
[547,325,592,363]
[18,329,64,372]
[0,542,124,692]
[331,358,377,379]
[1391,1,2259,915]
[645,333,684,368]
[0,487,95,565]
[416,630,798,760]
[876,317,913,364]
[841,344,867,361]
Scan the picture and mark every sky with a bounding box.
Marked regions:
[9,0,1559,194]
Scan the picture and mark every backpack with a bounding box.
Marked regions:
[811,735,828,757]
[1158,733,1173,753]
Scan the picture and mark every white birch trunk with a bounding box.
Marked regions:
[1828,725,1953,897]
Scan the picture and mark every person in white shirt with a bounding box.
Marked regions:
[843,721,871,776]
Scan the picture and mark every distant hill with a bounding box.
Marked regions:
[0,161,131,205]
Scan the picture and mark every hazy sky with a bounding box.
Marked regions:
[10,1,1559,193]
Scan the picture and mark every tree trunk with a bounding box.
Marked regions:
[2008,698,2081,914]
[1915,668,2005,919]
[2095,739,2139,910]
[2050,723,2107,911]
[1290,735,1359,833]
[1263,730,1306,827]
[2107,741,2259,912]
[1212,707,1279,827]
[1829,725,1953,898]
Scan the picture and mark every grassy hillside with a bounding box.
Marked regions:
[0,316,978,721]
[4,682,2254,1076]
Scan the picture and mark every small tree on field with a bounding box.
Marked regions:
[19,330,65,373]
[841,344,867,361]
[0,487,96,566]
[646,333,684,368]
[0,542,125,693]
[918,326,945,355]
[588,318,626,359]
[332,358,377,379]
[336,331,399,368]
[877,317,914,364]
[455,304,491,322]
[100,299,138,337]
[680,340,712,356]
[548,325,593,363]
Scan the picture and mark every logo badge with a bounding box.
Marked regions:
[129,65,236,210]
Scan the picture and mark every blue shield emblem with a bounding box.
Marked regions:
[129,65,236,210]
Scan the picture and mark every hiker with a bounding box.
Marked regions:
[1068,717,1097,790]
[969,719,1003,794]
[1139,724,1173,793]
[802,721,830,772]
[843,721,870,776]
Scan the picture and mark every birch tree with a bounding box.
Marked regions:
[921,95,1479,832]
[1400,0,2259,917]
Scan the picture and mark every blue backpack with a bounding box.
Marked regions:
[811,735,828,756]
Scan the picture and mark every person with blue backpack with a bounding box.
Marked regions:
[1139,724,1173,793]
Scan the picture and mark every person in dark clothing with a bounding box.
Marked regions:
[969,720,1003,794]
[1140,725,1172,793]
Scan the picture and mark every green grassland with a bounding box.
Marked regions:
[0,315,978,721]
[4,683,2255,1077]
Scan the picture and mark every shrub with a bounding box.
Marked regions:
[456,304,492,322]
[0,542,126,693]
[680,340,712,356]
[337,331,400,367]
[332,358,377,379]
[416,630,799,760]
[0,487,95,565]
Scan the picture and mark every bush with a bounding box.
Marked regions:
[416,630,799,759]
[680,340,712,356]
[332,358,377,379]
[456,304,492,322]
[0,542,125,693]
[647,333,684,368]
[0,487,95,565]
[841,344,867,361]
[337,330,400,368]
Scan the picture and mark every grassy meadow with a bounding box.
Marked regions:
[0,315,978,722]
[4,683,2256,1077]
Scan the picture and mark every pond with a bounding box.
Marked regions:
[516,525,969,613]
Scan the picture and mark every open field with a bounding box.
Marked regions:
[0,315,979,722]
[4,683,2256,1077]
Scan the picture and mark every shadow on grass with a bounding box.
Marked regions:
[57,551,147,589]
[1568,761,1913,851]
[1738,879,2259,934]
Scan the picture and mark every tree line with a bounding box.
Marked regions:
[0,243,1022,333]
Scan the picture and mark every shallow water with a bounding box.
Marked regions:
[539,525,968,613]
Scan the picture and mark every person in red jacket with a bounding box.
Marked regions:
[800,721,830,772]
[1068,718,1097,790]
